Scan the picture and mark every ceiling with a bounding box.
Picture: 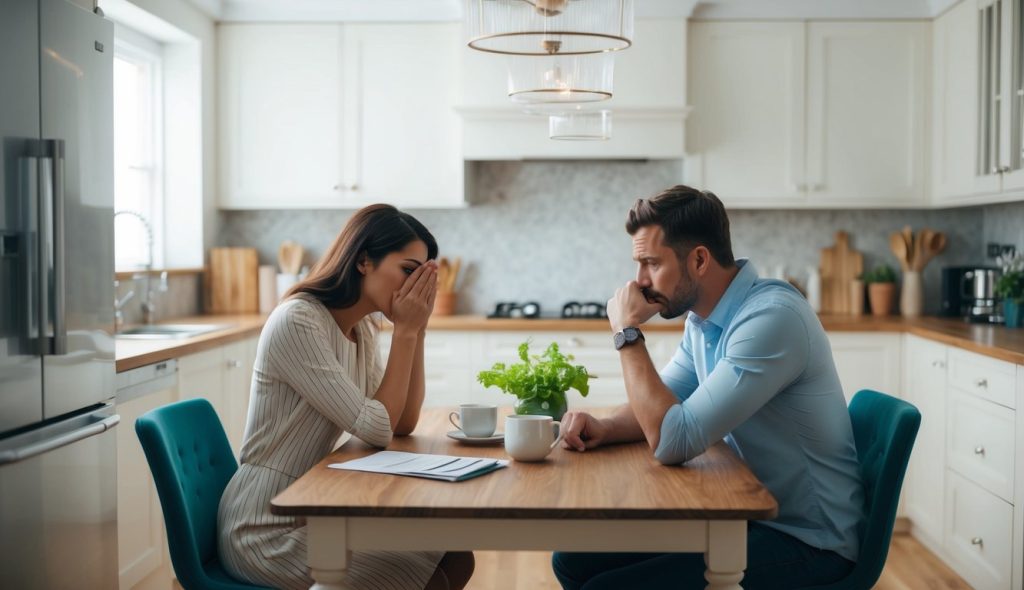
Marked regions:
[189,0,961,23]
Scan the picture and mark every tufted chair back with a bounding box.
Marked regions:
[800,389,921,590]
[136,398,271,590]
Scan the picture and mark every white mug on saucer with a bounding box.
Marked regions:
[505,415,563,462]
[449,404,497,438]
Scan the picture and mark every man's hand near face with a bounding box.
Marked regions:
[607,280,662,333]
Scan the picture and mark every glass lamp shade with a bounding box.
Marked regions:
[549,108,612,140]
[507,52,614,103]
[466,0,635,56]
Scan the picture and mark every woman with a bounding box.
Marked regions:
[218,204,474,590]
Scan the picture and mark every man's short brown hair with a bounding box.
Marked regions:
[626,185,735,267]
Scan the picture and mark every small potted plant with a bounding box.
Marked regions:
[477,340,589,421]
[863,264,897,316]
[996,252,1024,328]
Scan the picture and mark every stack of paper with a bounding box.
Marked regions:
[329,451,508,482]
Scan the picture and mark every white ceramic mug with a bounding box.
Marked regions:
[448,404,497,438]
[504,415,563,462]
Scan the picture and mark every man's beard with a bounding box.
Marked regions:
[642,268,699,320]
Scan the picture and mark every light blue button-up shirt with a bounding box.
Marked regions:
[656,259,864,561]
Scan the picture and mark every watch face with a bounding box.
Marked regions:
[613,331,625,349]
[623,327,638,340]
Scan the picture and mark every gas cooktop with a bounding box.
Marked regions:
[487,301,608,320]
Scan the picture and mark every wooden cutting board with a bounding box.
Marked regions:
[819,231,863,314]
[208,247,259,313]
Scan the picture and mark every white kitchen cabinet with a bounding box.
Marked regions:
[340,24,464,208]
[805,22,929,207]
[222,337,258,452]
[902,335,948,551]
[827,333,903,403]
[177,337,260,455]
[685,22,807,207]
[686,21,928,208]
[378,330,477,408]
[219,23,465,209]
[117,384,174,590]
[218,24,344,209]
[933,0,984,203]
[946,470,1015,590]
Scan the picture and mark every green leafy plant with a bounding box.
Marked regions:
[861,264,897,284]
[996,252,1024,303]
[477,341,589,414]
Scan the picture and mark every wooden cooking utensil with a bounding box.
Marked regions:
[916,230,947,270]
[278,240,304,275]
[901,225,915,271]
[889,232,909,271]
[447,257,461,292]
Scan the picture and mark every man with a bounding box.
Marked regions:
[552,185,864,589]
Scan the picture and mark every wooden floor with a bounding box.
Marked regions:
[465,534,971,590]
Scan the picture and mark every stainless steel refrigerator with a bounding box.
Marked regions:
[0,0,118,587]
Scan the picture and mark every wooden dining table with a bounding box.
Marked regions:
[271,407,778,590]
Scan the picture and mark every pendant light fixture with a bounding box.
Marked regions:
[548,107,612,140]
[507,51,614,103]
[466,0,635,56]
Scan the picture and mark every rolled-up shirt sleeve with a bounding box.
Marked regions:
[654,304,809,465]
[659,333,700,402]
[268,303,393,448]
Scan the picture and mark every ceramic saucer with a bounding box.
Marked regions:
[447,430,504,445]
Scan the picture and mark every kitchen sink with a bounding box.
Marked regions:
[115,323,234,340]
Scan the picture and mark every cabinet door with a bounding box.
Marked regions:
[827,333,903,403]
[378,330,476,408]
[222,338,255,453]
[342,24,464,208]
[219,25,344,208]
[945,470,1015,590]
[902,335,947,548]
[177,347,230,434]
[686,22,807,207]
[933,0,984,202]
[805,22,928,206]
[117,386,174,589]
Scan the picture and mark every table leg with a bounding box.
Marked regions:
[308,517,350,590]
[704,520,746,590]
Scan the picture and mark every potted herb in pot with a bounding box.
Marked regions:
[477,340,589,421]
[864,264,898,316]
[996,252,1024,328]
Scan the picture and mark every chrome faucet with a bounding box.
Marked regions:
[114,210,168,325]
[114,281,134,334]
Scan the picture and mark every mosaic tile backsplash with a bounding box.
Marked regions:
[219,160,1024,316]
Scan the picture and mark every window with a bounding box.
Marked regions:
[113,27,163,271]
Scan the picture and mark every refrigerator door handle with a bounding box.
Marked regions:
[0,413,120,466]
[37,139,66,356]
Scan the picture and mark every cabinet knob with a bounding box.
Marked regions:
[991,167,1000,174]
[567,337,583,347]
[1000,166,1011,173]
[974,378,988,389]
[931,360,945,368]
[974,445,985,456]
[970,537,984,547]
[226,359,241,368]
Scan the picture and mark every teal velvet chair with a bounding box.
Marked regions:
[136,398,272,590]
[801,389,921,590]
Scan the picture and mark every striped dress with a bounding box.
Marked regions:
[218,293,443,589]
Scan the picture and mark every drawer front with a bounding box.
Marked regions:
[945,470,1014,590]
[947,391,1016,502]
[948,348,1016,408]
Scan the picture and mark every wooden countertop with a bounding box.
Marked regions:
[115,311,1024,373]
[115,313,268,373]
[271,407,779,520]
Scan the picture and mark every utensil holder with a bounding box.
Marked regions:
[434,291,457,316]
[900,271,923,318]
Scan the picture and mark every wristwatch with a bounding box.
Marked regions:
[613,326,645,350]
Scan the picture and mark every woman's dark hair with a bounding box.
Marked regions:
[285,204,438,308]
[625,185,735,267]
